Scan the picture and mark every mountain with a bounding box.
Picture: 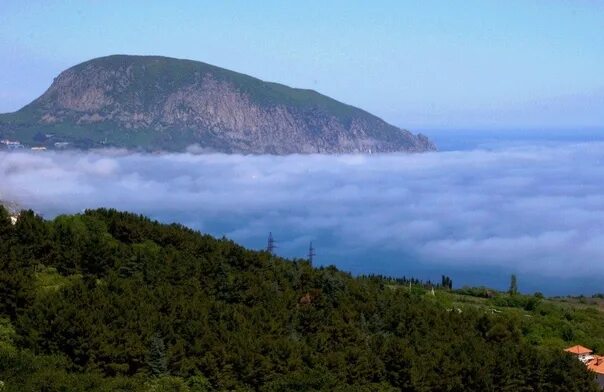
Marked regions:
[0,55,435,154]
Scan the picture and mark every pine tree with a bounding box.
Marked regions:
[0,245,35,319]
[440,275,453,290]
[509,274,518,296]
[147,332,168,377]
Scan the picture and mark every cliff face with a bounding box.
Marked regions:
[0,55,436,154]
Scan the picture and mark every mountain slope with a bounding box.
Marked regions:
[0,55,435,153]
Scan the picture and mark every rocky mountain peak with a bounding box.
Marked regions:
[0,55,436,154]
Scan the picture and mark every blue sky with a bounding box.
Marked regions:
[0,0,602,130]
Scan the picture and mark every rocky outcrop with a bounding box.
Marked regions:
[0,55,436,154]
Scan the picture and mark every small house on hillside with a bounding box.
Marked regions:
[564,345,604,389]
[564,345,594,363]
[588,356,604,389]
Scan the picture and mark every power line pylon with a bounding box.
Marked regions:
[266,232,277,255]
[308,241,316,265]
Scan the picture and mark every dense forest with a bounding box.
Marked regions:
[0,207,599,391]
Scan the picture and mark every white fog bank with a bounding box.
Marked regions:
[1,144,603,293]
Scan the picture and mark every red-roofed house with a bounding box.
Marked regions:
[564,345,594,363]
[587,356,604,388]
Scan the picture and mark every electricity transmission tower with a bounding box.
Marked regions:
[308,241,316,265]
[266,232,277,255]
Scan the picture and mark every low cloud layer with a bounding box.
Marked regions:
[1,144,603,293]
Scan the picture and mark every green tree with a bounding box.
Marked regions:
[0,248,34,319]
[509,274,518,296]
[187,375,212,392]
[147,333,168,377]
[146,376,190,392]
[0,206,13,240]
[2,208,601,391]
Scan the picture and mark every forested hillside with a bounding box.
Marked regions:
[0,207,598,391]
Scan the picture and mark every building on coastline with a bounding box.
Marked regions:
[1,140,24,150]
[54,142,70,149]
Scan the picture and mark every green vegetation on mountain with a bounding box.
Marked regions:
[0,55,435,154]
[0,206,600,391]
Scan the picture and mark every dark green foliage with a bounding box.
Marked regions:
[455,285,496,298]
[0,208,599,390]
[441,275,453,290]
[509,274,518,296]
[489,294,542,311]
[147,333,168,377]
[186,375,212,392]
[0,209,35,320]
[0,249,34,320]
[0,207,12,238]
[359,273,450,290]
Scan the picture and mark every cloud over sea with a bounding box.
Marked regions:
[2,143,604,294]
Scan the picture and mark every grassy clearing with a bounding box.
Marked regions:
[35,266,79,292]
